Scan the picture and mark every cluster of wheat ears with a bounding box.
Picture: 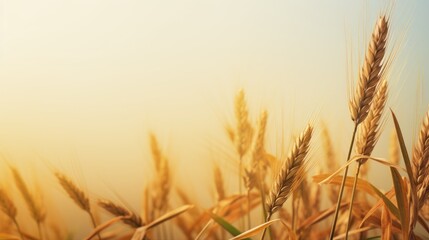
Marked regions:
[1,13,429,240]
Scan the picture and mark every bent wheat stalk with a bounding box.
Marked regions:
[330,15,389,239]
[261,124,313,240]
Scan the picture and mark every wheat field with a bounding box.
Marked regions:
[1,2,429,240]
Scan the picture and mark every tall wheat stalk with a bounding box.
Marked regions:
[330,15,388,239]
[233,89,253,229]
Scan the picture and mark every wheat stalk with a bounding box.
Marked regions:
[261,125,312,240]
[98,200,143,228]
[331,15,389,239]
[345,80,388,239]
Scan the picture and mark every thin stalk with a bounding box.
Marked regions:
[292,193,300,231]
[345,163,362,240]
[89,212,101,240]
[247,190,251,229]
[12,219,24,240]
[37,221,43,240]
[292,193,296,231]
[329,124,358,239]
[260,213,272,240]
[239,157,244,230]
[257,173,272,240]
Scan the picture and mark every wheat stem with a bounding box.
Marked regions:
[345,162,362,240]
[260,213,273,240]
[329,123,358,239]
[37,221,43,240]
[11,218,24,240]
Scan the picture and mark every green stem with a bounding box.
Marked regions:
[329,124,358,239]
[345,162,362,240]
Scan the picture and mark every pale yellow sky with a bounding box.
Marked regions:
[0,1,428,237]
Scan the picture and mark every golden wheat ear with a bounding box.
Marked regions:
[98,199,143,228]
[0,188,17,220]
[356,80,388,164]
[234,89,254,158]
[10,166,45,223]
[349,16,389,125]
[0,188,25,239]
[412,107,429,208]
[266,124,313,216]
[55,172,90,213]
[213,163,225,202]
[260,124,312,240]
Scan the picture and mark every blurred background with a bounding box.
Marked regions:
[0,0,428,238]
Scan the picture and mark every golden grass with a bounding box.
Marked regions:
[1,12,429,240]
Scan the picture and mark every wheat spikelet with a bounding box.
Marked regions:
[321,124,340,204]
[252,110,268,168]
[349,16,389,125]
[149,133,171,216]
[0,188,17,220]
[154,156,171,214]
[98,199,143,228]
[234,89,254,158]
[213,164,225,201]
[266,125,313,215]
[321,124,338,171]
[149,133,163,173]
[55,172,90,213]
[356,80,388,164]
[10,166,45,222]
[412,106,429,207]
[389,130,400,165]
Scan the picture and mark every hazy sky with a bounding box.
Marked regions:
[0,1,428,237]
